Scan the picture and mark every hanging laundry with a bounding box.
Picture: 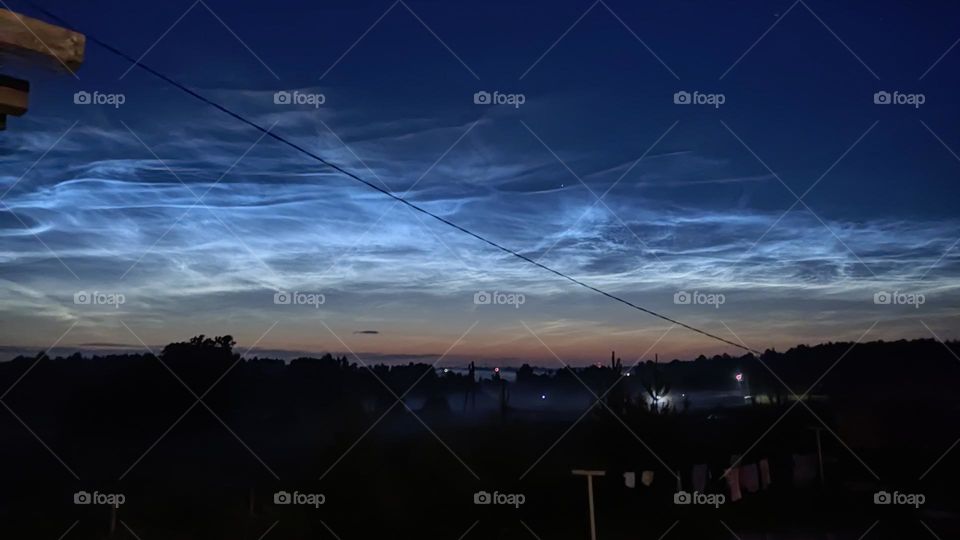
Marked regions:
[691,464,709,493]
[759,458,772,490]
[740,463,760,493]
[641,470,655,487]
[623,471,636,488]
[725,467,742,502]
[793,453,818,487]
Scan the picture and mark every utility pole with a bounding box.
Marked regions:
[109,504,118,536]
[802,425,826,486]
[813,426,825,486]
[572,469,605,540]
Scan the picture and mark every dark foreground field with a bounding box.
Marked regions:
[1,337,958,539]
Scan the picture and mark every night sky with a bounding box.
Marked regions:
[1,0,958,364]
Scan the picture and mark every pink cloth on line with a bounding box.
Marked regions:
[759,458,772,489]
[725,467,742,502]
[740,463,760,493]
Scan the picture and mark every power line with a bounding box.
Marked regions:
[21,1,762,356]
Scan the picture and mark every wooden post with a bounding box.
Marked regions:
[0,8,85,71]
[803,425,826,486]
[815,427,825,486]
[0,8,85,130]
[572,469,605,540]
[0,75,30,117]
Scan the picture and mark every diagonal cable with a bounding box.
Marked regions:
[23,1,762,356]
[117,121,278,281]
[719,322,878,478]
[719,320,880,479]
[523,124,667,264]
[118,0,278,79]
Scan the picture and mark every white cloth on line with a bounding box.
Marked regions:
[740,463,760,494]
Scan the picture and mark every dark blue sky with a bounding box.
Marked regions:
[1,0,958,363]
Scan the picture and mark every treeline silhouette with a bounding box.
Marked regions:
[0,336,957,539]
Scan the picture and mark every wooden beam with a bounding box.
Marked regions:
[0,8,85,72]
[0,75,29,116]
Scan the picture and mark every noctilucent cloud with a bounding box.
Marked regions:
[1,0,958,364]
